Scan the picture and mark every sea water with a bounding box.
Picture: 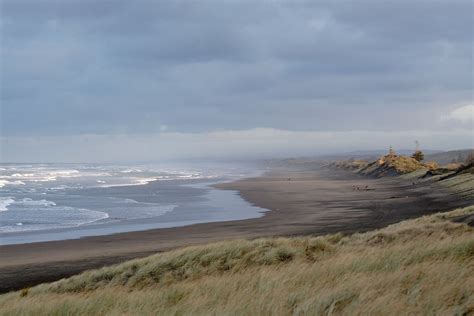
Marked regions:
[0,163,267,245]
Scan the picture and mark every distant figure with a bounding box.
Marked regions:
[288,178,291,181]
[412,182,416,186]
[365,185,369,190]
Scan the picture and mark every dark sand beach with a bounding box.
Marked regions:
[0,168,469,293]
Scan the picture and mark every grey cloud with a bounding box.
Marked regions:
[1,0,472,142]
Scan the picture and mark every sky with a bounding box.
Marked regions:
[1,0,473,162]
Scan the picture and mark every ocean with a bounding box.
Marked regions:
[0,163,267,245]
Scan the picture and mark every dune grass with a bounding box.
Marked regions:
[1,206,473,315]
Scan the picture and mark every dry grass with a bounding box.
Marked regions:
[381,155,424,174]
[444,163,464,171]
[1,206,473,315]
[357,155,427,177]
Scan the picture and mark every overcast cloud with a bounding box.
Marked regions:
[1,0,472,162]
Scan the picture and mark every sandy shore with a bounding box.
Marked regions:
[0,168,469,293]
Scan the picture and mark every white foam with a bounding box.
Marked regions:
[0,197,15,212]
[120,168,143,173]
[0,169,80,184]
[0,205,109,233]
[134,177,158,185]
[17,198,56,207]
[98,177,158,188]
[0,197,58,211]
[0,180,25,188]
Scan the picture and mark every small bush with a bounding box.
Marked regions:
[412,150,425,162]
[274,248,295,262]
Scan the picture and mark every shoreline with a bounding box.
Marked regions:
[0,168,470,293]
[0,177,268,245]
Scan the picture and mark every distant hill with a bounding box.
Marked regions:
[313,149,441,162]
[324,150,474,199]
[337,149,441,156]
[425,149,474,165]
[263,149,474,174]
[264,149,455,169]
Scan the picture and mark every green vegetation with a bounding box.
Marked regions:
[412,150,424,162]
[1,207,473,315]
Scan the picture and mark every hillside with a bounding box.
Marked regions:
[428,163,474,199]
[358,155,428,177]
[425,149,474,165]
[326,159,369,171]
[1,206,473,315]
[328,151,436,178]
[266,149,463,171]
[326,151,474,200]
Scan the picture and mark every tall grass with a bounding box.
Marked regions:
[1,206,473,315]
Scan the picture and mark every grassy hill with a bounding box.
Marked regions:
[358,155,428,177]
[1,206,473,315]
[327,151,474,200]
[327,153,435,178]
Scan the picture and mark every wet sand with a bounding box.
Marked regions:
[0,168,469,293]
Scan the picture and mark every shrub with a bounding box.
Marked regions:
[412,150,424,162]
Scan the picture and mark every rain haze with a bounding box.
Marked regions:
[1,0,473,162]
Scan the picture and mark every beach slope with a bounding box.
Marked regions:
[0,168,470,293]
